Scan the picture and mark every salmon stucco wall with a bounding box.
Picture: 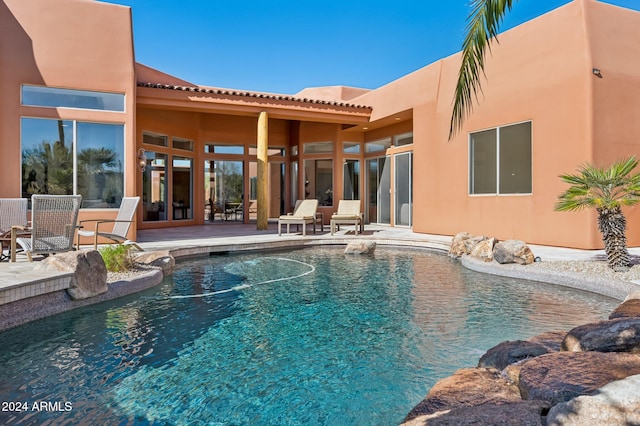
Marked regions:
[351,0,636,249]
[1,0,138,240]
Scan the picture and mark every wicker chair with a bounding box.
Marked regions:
[0,198,28,261]
[76,196,141,250]
[11,195,82,262]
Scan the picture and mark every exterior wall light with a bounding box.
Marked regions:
[137,148,147,172]
[592,68,602,78]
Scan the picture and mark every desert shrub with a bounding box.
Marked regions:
[99,244,133,272]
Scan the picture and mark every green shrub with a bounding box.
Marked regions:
[99,244,133,272]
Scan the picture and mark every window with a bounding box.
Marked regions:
[394,132,413,147]
[143,132,168,147]
[21,118,124,208]
[205,144,244,155]
[304,159,333,206]
[303,141,333,154]
[343,159,360,200]
[469,121,532,195]
[142,152,167,221]
[172,157,193,220]
[365,138,391,153]
[343,142,361,154]
[173,137,194,151]
[21,85,125,112]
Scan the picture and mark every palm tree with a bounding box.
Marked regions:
[555,157,640,271]
[450,0,516,139]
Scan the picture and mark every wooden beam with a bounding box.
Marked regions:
[257,111,269,230]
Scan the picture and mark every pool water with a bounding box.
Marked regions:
[0,247,618,425]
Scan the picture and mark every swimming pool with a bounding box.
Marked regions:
[0,247,618,425]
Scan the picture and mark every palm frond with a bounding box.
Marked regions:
[449,0,516,139]
[555,156,640,212]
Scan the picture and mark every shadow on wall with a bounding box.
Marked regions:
[0,1,44,197]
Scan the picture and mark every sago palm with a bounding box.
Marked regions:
[555,157,640,271]
[450,0,516,139]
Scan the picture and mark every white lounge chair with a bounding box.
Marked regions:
[76,196,142,250]
[11,194,82,262]
[330,200,363,235]
[278,199,318,236]
[0,198,28,261]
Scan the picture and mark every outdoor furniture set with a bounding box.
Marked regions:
[0,195,141,262]
[277,199,364,237]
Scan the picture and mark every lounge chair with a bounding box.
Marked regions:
[11,194,82,262]
[76,196,142,250]
[290,199,324,232]
[278,199,318,236]
[330,200,363,235]
[0,198,28,261]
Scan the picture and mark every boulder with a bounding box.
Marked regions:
[478,340,550,371]
[469,238,496,262]
[625,290,640,301]
[449,232,472,257]
[402,400,550,426]
[561,318,640,353]
[527,330,566,352]
[493,240,535,265]
[36,250,107,300]
[518,352,640,405]
[403,367,521,422]
[463,236,486,255]
[344,240,376,254]
[609,299,640,319]
[546,374,640,426]
[134,250,175,276]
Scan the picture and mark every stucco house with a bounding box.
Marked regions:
[2,0,640,249]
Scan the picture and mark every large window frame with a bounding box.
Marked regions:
[469,121,532,196]
[21,117,125,208]
[21,85,125,112]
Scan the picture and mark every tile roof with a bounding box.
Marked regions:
[137,82,372,110]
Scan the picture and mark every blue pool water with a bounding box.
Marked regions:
[0,247,619,425]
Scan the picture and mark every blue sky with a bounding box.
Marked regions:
[103,0,640,95]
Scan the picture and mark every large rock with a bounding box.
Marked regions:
[561,318,640,352]
[402,400,550,426]
[344,240,376,254]
[469,238,496,262]
[36,250,107,300]
[493,240,535,265]
[463,236,486,255]
[518,352,640,405]
[448,232,472,257]
[403,367,521,422]
[134,250,175,276]
[625,290,640,301]
[609,299,640,319]
[478,340,550,371]
[546,374,640,426]
[527,331,566,352]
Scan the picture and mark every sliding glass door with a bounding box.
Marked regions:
[366,157,390,224]
[394,152,412,227]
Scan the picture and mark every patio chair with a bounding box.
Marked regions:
[11,194,82,262]
[289,199,324,232]
[278,199,318,236]
[0,198,28,261]
[330,200,363,235]
[76,196,142,251]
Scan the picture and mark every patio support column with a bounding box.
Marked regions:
[256,110,269,230]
